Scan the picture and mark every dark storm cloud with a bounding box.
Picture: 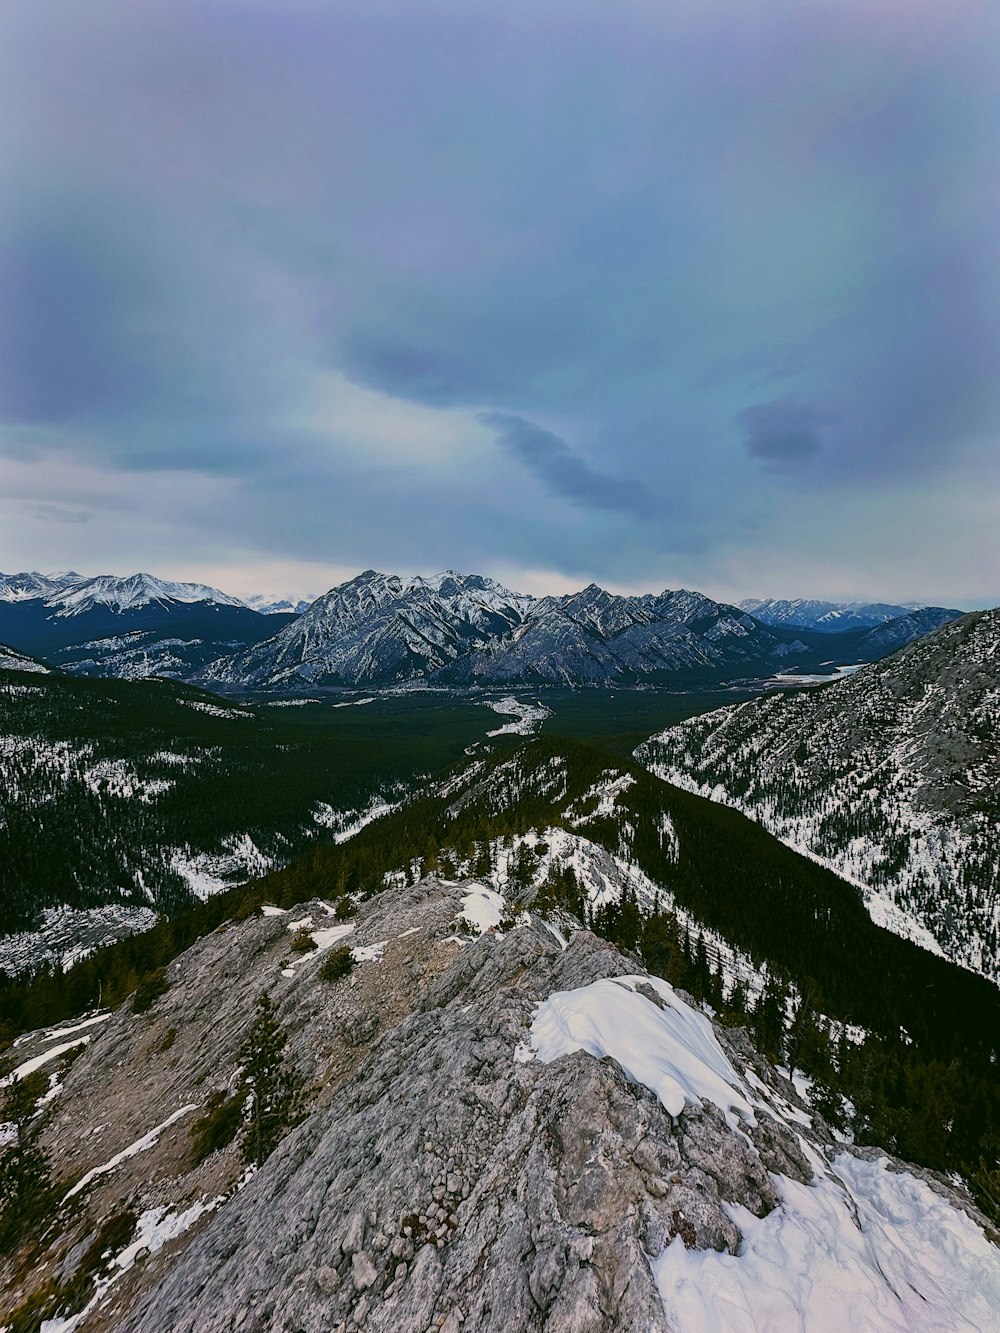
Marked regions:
[0,0,997,595]
[737,400,832,466]
[481,413,659,518]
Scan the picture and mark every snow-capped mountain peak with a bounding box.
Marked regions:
[44,572,247,617]
[0,570,81,602]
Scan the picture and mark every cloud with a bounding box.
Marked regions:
[33,504,91,524]
[480,413,660,519]
[737,399,832,466]
[0,0,995,599]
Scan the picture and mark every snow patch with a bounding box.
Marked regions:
[459,884,506,934]
[3,1035,94,1085]
[351,940,387,963]
[528,975,755,1127]
[483,695,552,737]
[654,1153,1000,1333]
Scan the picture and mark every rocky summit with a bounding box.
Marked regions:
[3,878,998,1332]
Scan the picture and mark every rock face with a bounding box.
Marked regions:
[5,877,996,1333]
[209,570,535,688]
[637,608,1000,980]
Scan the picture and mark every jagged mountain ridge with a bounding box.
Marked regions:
[3,879,998,1333]
[0,571,296,680]
[0,570,83,602]
[0,568,962,686]
[637,607,1000,982]
[0,570,245,615]
[208,570,822,688]
[210,570,535,687]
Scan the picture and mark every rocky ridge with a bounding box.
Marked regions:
[3,878,997,1332]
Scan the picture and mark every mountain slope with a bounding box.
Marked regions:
[637,608,1000,981]
[0,642,52,674]
[210,569,534,686]
[0,576,296,681]
[40,572,246,616]
[852,605,964,658]
[2,878,997,1333]
[0,570,81,602]
[0,570,960,688]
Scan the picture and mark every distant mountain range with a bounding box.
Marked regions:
[739,597,927,631]
[638,607,1000,982]
[0,568,966,689]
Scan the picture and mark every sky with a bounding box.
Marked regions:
[1,0,998,607]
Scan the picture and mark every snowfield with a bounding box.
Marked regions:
[483,695,552,736]
[656,1152,1000,1333]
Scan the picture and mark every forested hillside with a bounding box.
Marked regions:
[0,668,504,970]
[638,608,1000,981]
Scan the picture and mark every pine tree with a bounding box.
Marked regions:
[238,991,304,1167]
[0,1064,54,1253]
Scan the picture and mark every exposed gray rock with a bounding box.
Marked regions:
[3,876,995,1333]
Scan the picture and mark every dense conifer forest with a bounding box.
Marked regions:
[0,669,509,936]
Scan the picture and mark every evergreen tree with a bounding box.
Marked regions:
[750,978,787,1063]
[238,991,303,1167]
[0,1064,54,1253]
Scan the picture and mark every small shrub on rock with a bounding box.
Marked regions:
[189,1091,244,1165]
[132,967,170,1014]
[319,946,355,983]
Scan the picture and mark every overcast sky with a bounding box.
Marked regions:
[1,0,997,606]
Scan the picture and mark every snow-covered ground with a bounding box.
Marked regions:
[458,884,506,934]
[0,903,160,976]
[0,649,48,673]
[313,792,400,843]
[483,695,552,737]
[656,1152,1000,1332]
[170,834,272,900]
[529,975,755,1126]
[39,1194,225,1333]
[177,698,253,720]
